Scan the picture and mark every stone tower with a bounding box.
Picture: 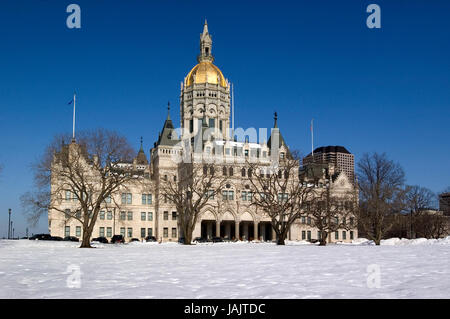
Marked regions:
[180,20,231,143]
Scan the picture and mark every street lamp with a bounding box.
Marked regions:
[8,208,11,239]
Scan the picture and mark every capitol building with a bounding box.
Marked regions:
[49,22,358,243]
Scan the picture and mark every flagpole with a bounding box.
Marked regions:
[72,93,76,141]
[311,118,314,160]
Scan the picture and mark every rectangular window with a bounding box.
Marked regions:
[99,211,105,220]
[127,211,133,220]
[219,120,223,132]
[105,195,111,203]
[76,210,81,218]
[241,191,247,201]
[120,211,126,220]
[307,217,311,225]
[65,226,70,237]
[121,193,132,204]
[147,228,153,237]
[142,194,152,205]
[141,228,146,238]
[76,226,81,237]
[99,227,105,237]
[307,230,311,241]
[120,227,125,237]
[172,227,177,238]
[228,191,234,200]
[342,231,347,240]
[141,212,146,221]
[163,211,168,220]
[107,211,112,220]
[163,227,168,238]
[172,212,177,220]
[106,227,112,237]
[302,230,306,240]
[335,231,339,240]
[65,190,71,201]
[148,212,153,221]
[301,216,306,224]
[208,118,215,128]
[189,119,193,133]
[64,209,71,219]
[127,228,133,238]
[350,231,354,240]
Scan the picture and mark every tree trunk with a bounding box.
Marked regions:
[183,224,193,245]
[276,230,287,245]
[319,231,328,246]
[80,230,92,248]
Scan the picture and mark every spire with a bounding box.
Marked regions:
[274,111,278,128]
[136,136,148,165]
[167,101,171,120]
[198,20,214,63]
[203,19,209,35]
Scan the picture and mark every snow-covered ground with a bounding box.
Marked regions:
[0,237,449,298]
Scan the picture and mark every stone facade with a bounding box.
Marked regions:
[49,21,358,243]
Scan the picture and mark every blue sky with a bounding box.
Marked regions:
[0,0,449,237]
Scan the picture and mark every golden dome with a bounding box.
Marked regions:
[185,62,227,87]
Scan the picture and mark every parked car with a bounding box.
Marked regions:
[64,236,79,242]
[92,237,108,243]
[145,236,157,242]
[212,236,223,243]
[49,236,64,241]
[193,237,207,243]
[178,237,185,244]
[130,238,140,242]
[29,234,52,240]
[111,235,125,244]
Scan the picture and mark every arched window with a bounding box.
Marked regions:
[248,168,252,178]
[203,165,208,175]
[210,167,214,176]
[241,168,246,177]
[229,167,233,176]
[223,166,227,176]
[284,170,289,179]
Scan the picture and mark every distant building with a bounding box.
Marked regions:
[303,146,355,183]
[439,192,450,216]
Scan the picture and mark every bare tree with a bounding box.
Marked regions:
[21,129,138,248]
[357,152,406,245]
[414,213,449,239]
[307,184,358,246]
[247,150,314,245]
[161,163,228,245]
[404,185,436,238]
